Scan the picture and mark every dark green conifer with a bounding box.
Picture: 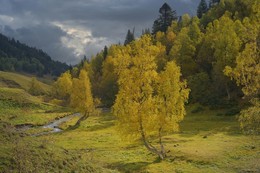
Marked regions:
[152,3,177,34]
[197,0,208,18]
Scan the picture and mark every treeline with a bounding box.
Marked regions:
[53,0,259,134]
[0,33,69,76]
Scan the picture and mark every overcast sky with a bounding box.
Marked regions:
[0,0,200,65]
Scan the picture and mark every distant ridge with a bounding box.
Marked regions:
[0,33,69,76]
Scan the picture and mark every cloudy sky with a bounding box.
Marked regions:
[0,0,200,65]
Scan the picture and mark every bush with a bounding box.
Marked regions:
[28,77,45,96]
[239,100,260,135]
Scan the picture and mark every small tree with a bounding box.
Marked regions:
[224,42,260,134]
[124,29,135,45]
[28,77,45,96]
[52,71,72,101]
[70,69,95,127]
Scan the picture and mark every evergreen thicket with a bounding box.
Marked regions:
[0,33,69,76]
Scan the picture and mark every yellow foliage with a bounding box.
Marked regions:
[156,61,190,133]
[224,42,260,97]
[113,35,189,140]
[53,71,72,99]
[28,77,45,96]
[70,69,95,116]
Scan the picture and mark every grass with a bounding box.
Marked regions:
[0,74,259,172]
[0,91,71,126]
[0,71,51,92]
[58,116,81,130]
[0,87,42,104]
[42,108,259,173]
[1,104,259,172]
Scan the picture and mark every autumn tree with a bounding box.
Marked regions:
[201,13,242,101]
[224,40,260,134]
[99,55,118,107]
[169,27,198,77]
[155,61,189,158]
[113,35,189,159]
[52,71,72,101]
[28,77,45,96]
[70,69,95,127]
[225,43,260,134]
[178,14,191,29]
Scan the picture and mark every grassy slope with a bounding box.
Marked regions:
[0,71,51,92]
[0,71,70,127]
[0,72,114,172]
[47,107,260,173]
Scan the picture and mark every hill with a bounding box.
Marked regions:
[0,33,69,76]
[0,71,51,92]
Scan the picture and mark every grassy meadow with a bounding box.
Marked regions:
[0,71,259,173]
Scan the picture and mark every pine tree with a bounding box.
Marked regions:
[152,3,178,34]
[124,28,135,45]
[103,46,108,59]
[197,0,208,18]
[142,28,151,35]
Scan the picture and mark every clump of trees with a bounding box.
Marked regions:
[52,68,97,127]
[52,0,260,157]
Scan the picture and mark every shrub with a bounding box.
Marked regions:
[28,77,45,96]
[239,100,260,135]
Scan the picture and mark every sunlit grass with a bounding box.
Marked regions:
[0,93,259,172]
[0,71,51,92]
[45,108,260,173]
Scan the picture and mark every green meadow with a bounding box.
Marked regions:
[0,72,259,172]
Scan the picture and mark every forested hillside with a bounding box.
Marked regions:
[51,0,259,157]
[56,0,258,109]
[0,0,259,172]
[0,33,69,76]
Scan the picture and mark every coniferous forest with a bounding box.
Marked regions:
[0,0,259,172]
[0,33,69,76]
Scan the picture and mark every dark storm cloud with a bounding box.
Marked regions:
[0,0,200,64]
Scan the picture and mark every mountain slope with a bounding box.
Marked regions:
[0,33,69,76]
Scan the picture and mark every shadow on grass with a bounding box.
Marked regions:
[179,118,241,137]
[86,121,115,131]
[107,161,151,173]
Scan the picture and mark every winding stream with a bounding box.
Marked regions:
[16,113,82,136]
[42,113,81,133]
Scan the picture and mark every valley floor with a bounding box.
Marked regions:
[1,102,259,173]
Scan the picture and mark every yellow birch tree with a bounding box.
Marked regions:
[113,35,189,159]
[70,69,95,127]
